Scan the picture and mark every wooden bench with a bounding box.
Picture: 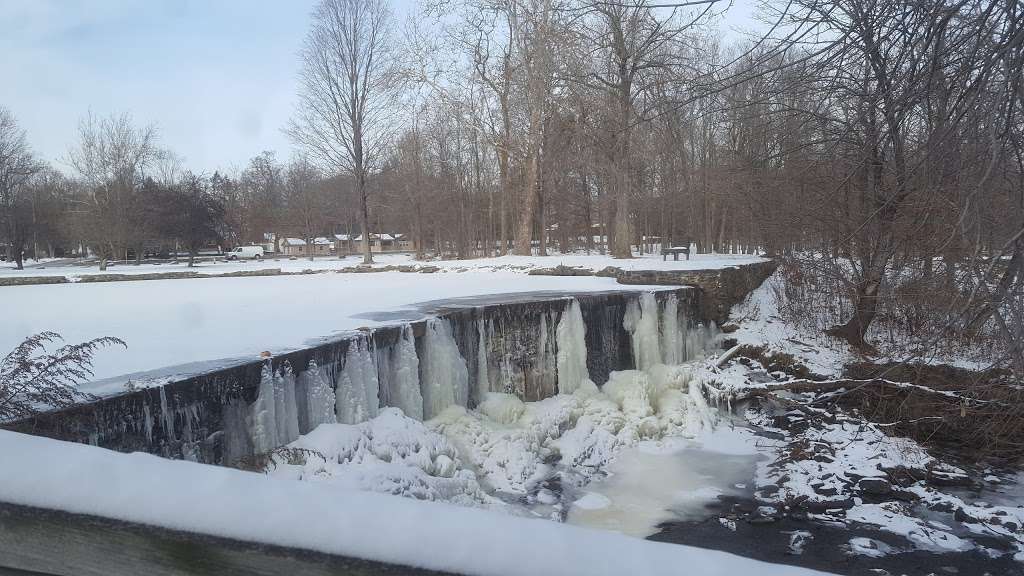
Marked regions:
[661,246,691,261]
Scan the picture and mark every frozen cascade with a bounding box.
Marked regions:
[659,294,683,365]
[685,322,720,361]
[274,362,301,444]
[475,318,491,403]
[421,317,470,420]
[623,292,662,371]
[337,338,381,425]
[299,359,337,431]
[556,299,591,394]
[251,362,279,454]
[379,324,424,421]
[533,312,559,400]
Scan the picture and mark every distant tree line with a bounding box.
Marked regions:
[1,0,1022,370]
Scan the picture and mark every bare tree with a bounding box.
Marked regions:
[283,156,333,260]
[66,112,158,270]
[288,0,398,264]
[0,108,39,269]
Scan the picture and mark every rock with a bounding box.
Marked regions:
[858,478,892,496]
[954,507,983,523]
[812,484,839,497]
[882,465,928,486]
[927,470,973,488]
[891,489,921,502]
[759,484,780,496]
[1003,521,1019,532]
[803,498,855,513]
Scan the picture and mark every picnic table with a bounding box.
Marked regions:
[661,245,691,261]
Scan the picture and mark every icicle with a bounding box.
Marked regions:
[272,361,300,444]
[300,359,337,431]
[556,298,591,394]
[336,337,380,424]
[660,294,683,365]
[533,312,559,399]
[251,361,278,454]
[384,324,424,420]
[420,317,469,419]
[476,317,491,402]
[159,386,176,442]
[624,292,662,371]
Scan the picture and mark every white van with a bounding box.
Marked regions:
[225,246,264,260]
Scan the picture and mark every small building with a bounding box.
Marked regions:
[280,238,307,257]
[334,234,355,254]
[311,237,332,255]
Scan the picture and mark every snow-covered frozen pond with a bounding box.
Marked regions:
[1,271,661,387]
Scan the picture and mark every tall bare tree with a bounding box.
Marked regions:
[289,0,398,264]
[66,112,157,270]
[0,108,39,269]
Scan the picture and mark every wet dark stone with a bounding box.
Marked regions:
[858,478,892,496]
[891,488,920,502]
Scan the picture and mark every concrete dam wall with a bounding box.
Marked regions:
[6,288,715,466]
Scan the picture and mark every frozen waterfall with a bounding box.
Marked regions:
[299,359,337,431]
[420,317,470,419]
[377,324,424,421]
[336,337,380,425]
[556,298,591,394]
[624,292,662,371]
[660,294,684,365]
[251,361,300,454]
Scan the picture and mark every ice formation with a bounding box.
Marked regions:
[284,359,715,505]
[660,294,683,365]
[556,299,591,394]
[420,318,470,419]
[250,361,301,454]
[623,292,662,370]
[336,338,380,425]
[253,291,723,518]
[475,318,491,402]
[299,360,337,430]
[269,407,491,506]
[376,324,423,421]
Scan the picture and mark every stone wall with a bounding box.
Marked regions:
[4,289,700,466]
[615,259,777,324]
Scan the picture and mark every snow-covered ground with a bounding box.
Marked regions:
[1,271,667,389]
[728,269,994,375]
[0,428,831,576]
[0,251,767,279]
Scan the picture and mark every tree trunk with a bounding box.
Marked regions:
[514,151,539,256]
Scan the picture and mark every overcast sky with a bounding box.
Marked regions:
[0,0,760,175]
